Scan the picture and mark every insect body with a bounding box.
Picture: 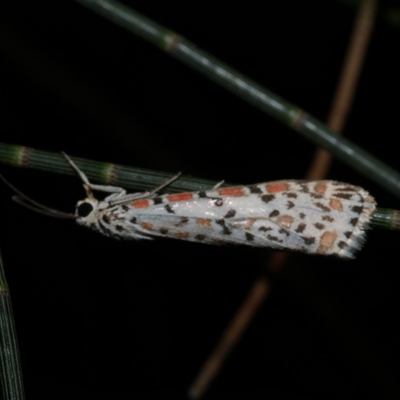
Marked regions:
[72,158,375,259]
[1,153,377,259]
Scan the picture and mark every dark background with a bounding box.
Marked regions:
[1,1,400,399]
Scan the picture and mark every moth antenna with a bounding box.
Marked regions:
[12,196,76,219]
[0,173,76,219]
[61,151,93,198]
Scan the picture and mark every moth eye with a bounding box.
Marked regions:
[77,202,93,217]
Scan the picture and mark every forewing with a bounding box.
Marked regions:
[120,198,261,246]
[118,180,376,258]
[225,180,376,258]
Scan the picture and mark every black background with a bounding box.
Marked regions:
[1,1,400,399]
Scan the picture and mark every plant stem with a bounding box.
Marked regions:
[75,0,400,197]
[0,143,399,231]
[0,249,25,400]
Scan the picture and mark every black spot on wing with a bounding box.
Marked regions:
[245,232,254,241]
[286,201,295,209]
[284,192,298,199]
[295,223,306,233]
[269,210,280,218]
[267,234,282,243]
[216,219,232,235]
[165,204,175,214]
[214,198,224,207]
[334,186,356,191]
[333,193,352,200]
[195,234,206,241]
[310,193,323,199]
[160,228,169,234]
[130,217,137,224]
[261,194,275,203]
[299,184,310,193]
[224,209,236,218]
[302,237,315,245]
[153,197,163,205]
[315,202,331,212]
[248,185,262,194]
[352,205,363,214]
[259,226,272,232]
[198,190,224,206]
[116,225,124,232]
[175,217,189,227]
[350,217,358,226]
[198,191,207,198]
[314,223,325,230]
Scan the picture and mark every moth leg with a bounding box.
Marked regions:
[84,183,126,195]
[147,172,182,197]
[212,180,225,190]
[62,152,126,197]
[104,171,182,200]
[108,191,152,206]
[106,172,183,206]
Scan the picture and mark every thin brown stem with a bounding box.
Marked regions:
[308,0,377,179]
[188,1,378,398]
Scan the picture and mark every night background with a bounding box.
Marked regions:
[1,1,400,399]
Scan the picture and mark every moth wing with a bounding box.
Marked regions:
[122,180,376,258]
[124,212,259,246]
[226,217,319,255]
[225,180,376,258]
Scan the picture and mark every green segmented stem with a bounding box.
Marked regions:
[0,143,399,231]
[75,0,400,197]
[0,143,223,193]
[0,249,26,400]
[370,208,400,230]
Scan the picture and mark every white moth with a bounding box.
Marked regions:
[1,153,377,259]
[68,155,376,259]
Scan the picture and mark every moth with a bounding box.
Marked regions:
[1,153,376,259]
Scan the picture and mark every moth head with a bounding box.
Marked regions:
[75,198,100,226]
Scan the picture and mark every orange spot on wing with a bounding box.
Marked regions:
[315,182,327,195]
[167,193,193,202]
[265,183,288,193]
[329,198,343,211]
[218,187,244,196]
[132,199,150,208]
[243,218,257,229]
[175,232,189,239]
[141,222,153,230]
[196,218,211,226]
[277,215,294,228]
[317,231,338,254]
